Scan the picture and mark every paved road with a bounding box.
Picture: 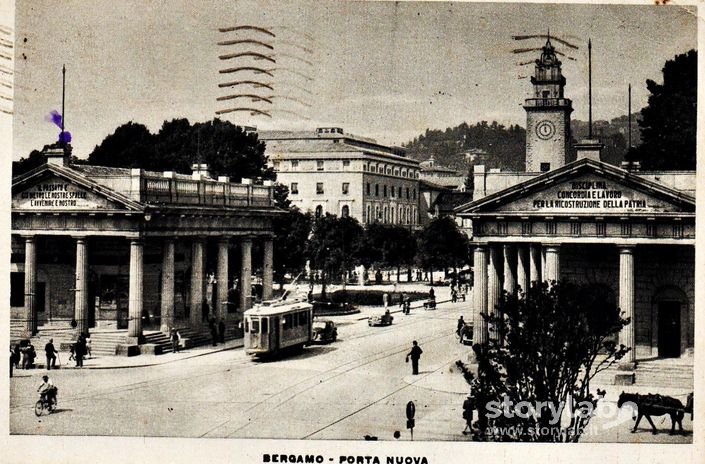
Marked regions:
[10,299,474,440]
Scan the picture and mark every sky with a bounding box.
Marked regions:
[10,0,698,160]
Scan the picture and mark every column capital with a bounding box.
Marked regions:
[617,245,636,253]
[72,235,89,241]
[20,234,36,241]
[218,236,232,244]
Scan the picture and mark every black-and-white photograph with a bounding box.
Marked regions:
[3,0,702,462]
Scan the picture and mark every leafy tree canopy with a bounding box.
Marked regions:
[470,281,630,442]
[633,49,696,170]
[415,216,470,271]
[360,223,416,269]
[87,118,275,182]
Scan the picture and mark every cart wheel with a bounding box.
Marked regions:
[34,400,44,417]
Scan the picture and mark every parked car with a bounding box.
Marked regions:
[368,312,393,327]
[312,320,337,343]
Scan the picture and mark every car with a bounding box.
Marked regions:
[368,312,393,326]
[312,319,337,343]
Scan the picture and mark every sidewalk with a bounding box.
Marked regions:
[16,338,244,374]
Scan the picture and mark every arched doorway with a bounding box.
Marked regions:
[652,286,687,358]
[341,205,349,218]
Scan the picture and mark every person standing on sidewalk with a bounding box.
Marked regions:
[74,334,85,368]
[406,340,423,375]
[209,317,218,346]
[170,328,180,353]
[44,339,58,370]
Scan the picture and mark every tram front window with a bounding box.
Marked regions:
[251,319,260,333]
[262,318,268,334]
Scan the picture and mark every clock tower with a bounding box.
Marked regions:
[524,35,573,172]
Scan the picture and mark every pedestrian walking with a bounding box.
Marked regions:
[451,288,458,303]
[218,319,226,344]
[457,316,465,336]
[462,395,475,435]
[170,328,180,353]
[383,292,389,309]
[405,340,423,375]
[202,299,210,323]
[74,334,85,368]
[12,343,20,369]
[44,338,58,370]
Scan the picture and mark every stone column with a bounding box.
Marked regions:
[190,238,205,326]
[216,237,229,320]
[544,245,561,283]
[160,238,175,332]
[529,244,541,285]
[618,246,636,365]
[473,245,489,345]
[516,246,529,295]
[487,245,503,316]
[503,244,516,294]
[74,237,89,335]
[263,238,274,301]
[127,239,144,340]
[23,235,37,335]
[240,238,253,310]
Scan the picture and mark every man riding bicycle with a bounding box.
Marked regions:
[37,375,57,407]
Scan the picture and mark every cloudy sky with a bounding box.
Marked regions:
[11,0,698,160]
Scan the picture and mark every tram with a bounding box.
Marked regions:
[243,297,313,357]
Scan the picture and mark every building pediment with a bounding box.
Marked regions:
[12,164,143,213]
[456,158,695,216]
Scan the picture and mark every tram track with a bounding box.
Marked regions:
[200,314,463,438]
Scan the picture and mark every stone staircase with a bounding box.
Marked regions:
[88,329,128,356]
[590,357,693,389]
[635,359,693,389]
[10,320,27,346]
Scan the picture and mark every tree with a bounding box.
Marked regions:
[87,118,275,182]
[272,207,312,290]
[306,214,364,298]
[633,50,696,170]
[13,144,84,177]
[469,281,631,442]
[361,224,417,281]
[415,216,470,284]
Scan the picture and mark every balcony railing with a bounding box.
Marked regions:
[137,172,274,207]
[524,98,572,108]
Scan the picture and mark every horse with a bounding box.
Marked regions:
[617,392,686,435]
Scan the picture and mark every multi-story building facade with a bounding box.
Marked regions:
[261,127,421,226]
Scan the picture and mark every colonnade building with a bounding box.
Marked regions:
[456,37,695,379]
[10,146,281,355]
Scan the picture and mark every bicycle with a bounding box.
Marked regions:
[35,391,57,416]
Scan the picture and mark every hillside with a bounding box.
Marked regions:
[403,115,640,171]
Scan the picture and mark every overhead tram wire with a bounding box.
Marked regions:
[218,80,273,90]
[217,39,274,50]
[215,107,272,117]
[218,25,276,37]
[216,94,273,104]
[219,66,274,77]
[218,51,276,63]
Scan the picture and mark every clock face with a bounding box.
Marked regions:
[536,120,556,140]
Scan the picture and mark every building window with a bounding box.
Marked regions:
[646,223,657,237]
[343,160,350,168]
[290,182,298,194]
[391,185,395,197]
[406,187,410,199]
[546,222,557,235]
[273,161,280,170]
[391,208,394,223]
[570,222,581,236]
[540,163,551,172]
[672,223,684,238]
[412,188,416,200]
[375,184,379,196]
[366,183,371,195]
[596,222,606,236]
[315,205,323,218]
[316,183,324,194]
[317,160,324,171]
[384,206,388,223]
[394,169,399,176]
[291,160,299,169]
[341,205,350,218]
[366,205,371,223]
[376,205,381,221]
[342,182,349,194]
[383,185,387,197]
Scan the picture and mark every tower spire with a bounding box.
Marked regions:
[588,39,593,139]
